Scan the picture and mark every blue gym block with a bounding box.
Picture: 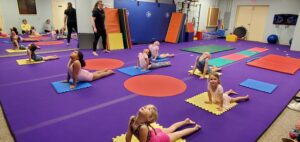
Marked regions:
[51,81,92,94]
[240,79,278,93]
[118,66,151,76]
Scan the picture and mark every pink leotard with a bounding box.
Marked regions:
[68,61,93,82]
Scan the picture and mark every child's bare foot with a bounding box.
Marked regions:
[194,124,201,130]
[229,89,238,95]
[244,95,249,100]
[184,118,196,125]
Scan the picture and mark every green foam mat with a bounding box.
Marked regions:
[181,45,235,54]
[236,50,260,56]
[208,58,235,67]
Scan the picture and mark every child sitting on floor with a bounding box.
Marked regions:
[126,104,201,142]
[205,72,249,111]
[148,41,174,61]
[137,49,171,70]
[27,43,59,63]
[189,52,221,79]
[65,50,114,89]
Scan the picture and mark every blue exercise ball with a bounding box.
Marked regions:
[267,34,278,44]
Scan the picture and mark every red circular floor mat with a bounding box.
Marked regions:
[34,41,64,46]
[124,75,187,97]
[84,58,124,70]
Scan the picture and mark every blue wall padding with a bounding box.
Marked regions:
[114,0,176,43]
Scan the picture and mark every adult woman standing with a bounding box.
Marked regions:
[64,2,77,46]
[91,0,109,56]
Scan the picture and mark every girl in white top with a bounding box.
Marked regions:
[66,50,114,89]
[137,49,171,70]
[148,41,174,60]
[206,72,249,111]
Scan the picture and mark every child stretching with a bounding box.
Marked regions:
[27,43,59,63]
[148,41,174,60]
[137,49,171,70]
[65,50,114,89]
[189,52,221,79]
[206,72,249,111]
[126,104,201,142]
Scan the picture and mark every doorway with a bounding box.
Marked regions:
[235,5,269,42]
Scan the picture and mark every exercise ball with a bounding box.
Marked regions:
[267,34,278,44]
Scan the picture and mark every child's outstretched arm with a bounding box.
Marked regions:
[201,59,209,79]
[205,91,212,104]
[71,61,80,89]
[190,56,199,75]
[136,57,140,68]
[138,125,150,142]
[125,116,135,142]
[27,49,32,63]
[217,93,224,111]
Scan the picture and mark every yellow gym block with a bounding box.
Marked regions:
[226,34,237,42]
[16,59,45,65]
[112,123,186,142]
[6,49,27,53]
[188,69,209,78]
[186,92,237,115]
[108,33,124,50]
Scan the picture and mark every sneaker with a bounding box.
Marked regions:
[288,103,300,111]
[92,51,98,56]
[103,50,110,53]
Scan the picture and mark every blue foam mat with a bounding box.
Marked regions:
[117,66,151,76]
[240,79,278,93]
[51,81,92,94]
[151,57,169,62]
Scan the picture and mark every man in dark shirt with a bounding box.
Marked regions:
[91,0,108,56]
[64,2,77,46]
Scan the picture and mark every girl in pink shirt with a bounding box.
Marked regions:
[206,72,249,111]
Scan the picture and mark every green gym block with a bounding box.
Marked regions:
[181,45,235,54]
[208,58,235,67]
[236,50,260,56]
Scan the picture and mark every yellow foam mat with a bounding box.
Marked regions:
[186,92,237,115]
[108,33,124,50]
[16,59,45,65]
[112,123,186,142]
[6,49,27,53]
[188,69,209,78]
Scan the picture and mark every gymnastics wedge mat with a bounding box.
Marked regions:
[240,79,278,93]
[105,8,121,33]
[118,66,151,76]
[107,33,124,50]
[112,123,186,142]
[208,58,235,67]
[186,92,237,115]
[16,59,45,65]
[6,49,27,53]
[180,45,235,54]
[247,54,300,74]
[165,12,184,43]
[51,81,92,94]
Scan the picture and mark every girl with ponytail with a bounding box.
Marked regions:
[66,50,114,89]
[126,104,201,142]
